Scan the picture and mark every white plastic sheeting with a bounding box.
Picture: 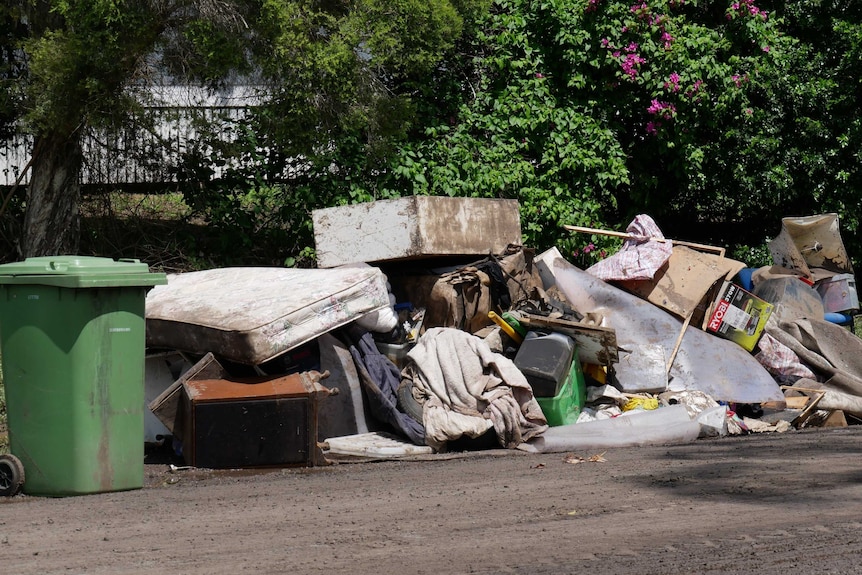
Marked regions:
[520,405,700,453]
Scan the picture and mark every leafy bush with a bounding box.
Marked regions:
[137,0,862,268]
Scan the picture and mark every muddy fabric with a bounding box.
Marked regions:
[403,327,548,451]
[586,214,673,281]
[393,246,543,334]
[765,317,862,416]
[341,326,426,445]
[755,332,818,380]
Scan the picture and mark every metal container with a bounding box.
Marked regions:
[313,196,522,267]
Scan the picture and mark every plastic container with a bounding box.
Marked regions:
[535,359,586,426]
[753,276,824,323]
[0,256,166,496]
[514,331,576,397]
[815,274,859,313]
[375,340,415,369]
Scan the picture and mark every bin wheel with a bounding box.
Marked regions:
[0,454,25,497]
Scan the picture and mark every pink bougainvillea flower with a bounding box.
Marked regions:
[647,100,676,119]
[620,52,646,79]
[662,31,674,49]
[686,79,704,98]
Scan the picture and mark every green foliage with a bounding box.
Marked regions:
[4,0,862,268]
[370,0,861,268]
[21,1,164,131]
[729,242,771,268]
[171,0,490,264]
[379,0,794,257]
[168,0,862,267]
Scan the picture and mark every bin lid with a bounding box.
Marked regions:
[0,256,168,288]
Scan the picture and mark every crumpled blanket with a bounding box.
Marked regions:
[755,332,818,380]
[403,327,548,451]
[765,317,862,416]
[341,326,426,445]
[586,214,674,281]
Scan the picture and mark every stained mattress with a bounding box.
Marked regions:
[145,266,393,365]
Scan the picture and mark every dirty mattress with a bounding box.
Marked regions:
[145,266,392,365]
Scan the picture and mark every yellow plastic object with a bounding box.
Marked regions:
[501,312,527,337]
[622,397,659,412]
[582,363,607,384]
[488,311,523,343]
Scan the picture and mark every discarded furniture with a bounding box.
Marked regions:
[313,196,522,268]
[149,354,335,468]
[145,266,393,365]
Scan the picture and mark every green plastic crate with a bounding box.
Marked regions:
[535,357,586,427]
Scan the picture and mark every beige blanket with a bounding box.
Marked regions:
[404,327,548,451]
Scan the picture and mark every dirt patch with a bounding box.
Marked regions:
[2,427,862,575]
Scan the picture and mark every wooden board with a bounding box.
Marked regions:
[822,410,848,428]
[519,313,619,366]
[616,246,746,324]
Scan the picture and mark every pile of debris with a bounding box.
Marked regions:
[144,198,860,467]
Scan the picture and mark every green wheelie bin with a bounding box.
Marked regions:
[0,256,166,496]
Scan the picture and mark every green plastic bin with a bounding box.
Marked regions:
[535,357,586,427]
[0,256,166,496]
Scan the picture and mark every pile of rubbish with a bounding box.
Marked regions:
[143,198,860,467]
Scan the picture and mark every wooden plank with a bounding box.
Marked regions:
[563,224,726,257]
[666,310,692,374]
[822,410,848,428]
[779,386,826,427]
[783,396,811,409]
[519,313,619,366]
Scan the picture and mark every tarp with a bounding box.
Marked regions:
[765,317,862,416]
[536,248,785,404]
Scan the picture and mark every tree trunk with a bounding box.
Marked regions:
[21,130,83,258]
